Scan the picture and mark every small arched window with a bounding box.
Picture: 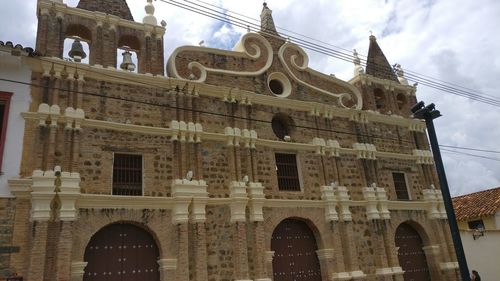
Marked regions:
[271,113,295,140]
[396,93,407,111]
[374,88,386,110]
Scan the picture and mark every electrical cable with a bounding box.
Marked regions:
[0,76,415,144]
[439,145,500,154]
[440,149,500,162]
[158,0,500,107]
[3,73,499,160]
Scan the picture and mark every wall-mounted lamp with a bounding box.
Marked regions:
[472,224,485,240]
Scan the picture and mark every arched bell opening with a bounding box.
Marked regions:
[117,35,141,73]
[63,24,92,64]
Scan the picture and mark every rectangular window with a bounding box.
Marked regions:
[0,92,13,173]
[112,153,143,196]
[393,172,410,200]
[468,220,484,230]
[275,153,300,191]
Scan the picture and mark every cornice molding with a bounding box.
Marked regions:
[37,0,165,36]
[349,73,416,96]
[29,56,426,131]
[22,110,430,164]
[73,193,432,212]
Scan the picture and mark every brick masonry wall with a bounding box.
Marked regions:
[8,7,461,280]
[0,198,16,278]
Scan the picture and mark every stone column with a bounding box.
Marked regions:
[316,248,335,281]
[264,250,275,280]
[251,221,267,280]
[191,197,208,281]
[69,261,87,281]
[27,221,49,281]
[422,245,443,281]
[157,258,177,281]
[230,181,249,280]
[45,105,60,170]
[329,221,349,280]
[171,179,208,281]
[55,221,74,280]
[381,222,403,281]
[233,222,250,281]
[175,223,189,280]
[339,221,365,279]
[8,179,32,276]
[371,221,392,281]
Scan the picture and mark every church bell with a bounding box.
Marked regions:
[120,49,136,71]
[68,39,87,62]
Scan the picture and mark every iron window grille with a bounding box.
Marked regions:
[112,153,143,196]
[275,153,301,191]
[393,172,410,200]
[468,220,484,230]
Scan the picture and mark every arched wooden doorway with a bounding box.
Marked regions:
[395,223,431,281]
[271,218,322,281]
[84,223,160,281]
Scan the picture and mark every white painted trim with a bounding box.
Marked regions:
[37,0,166,36]
[167,32,273,82]
[278,42,363,109]
[30,57,425,131]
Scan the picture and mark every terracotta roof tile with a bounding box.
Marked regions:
[452,187,500,221]
[0,40,37,56]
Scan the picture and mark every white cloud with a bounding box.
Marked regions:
[1,0,499,195]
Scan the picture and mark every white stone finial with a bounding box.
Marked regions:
[394,63,409,85]
[353,49,360,65]
[143,0,158,25]
[353,49,364,76]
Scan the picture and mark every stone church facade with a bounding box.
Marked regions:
[0,0,461,280]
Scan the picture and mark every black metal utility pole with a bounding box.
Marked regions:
[411,101,470,281]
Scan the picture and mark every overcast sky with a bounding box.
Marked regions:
[1,0,499,196]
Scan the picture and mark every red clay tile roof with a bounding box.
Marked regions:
[452,187,500,221]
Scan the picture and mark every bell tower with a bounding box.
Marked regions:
[35,0,166,75]
[350,35,417,117]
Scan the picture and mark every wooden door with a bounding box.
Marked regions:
[395,223,431,281]
[84,223,160,281]
[271,219,322,281]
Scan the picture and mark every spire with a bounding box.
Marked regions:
[143,0,158,25]
[77,0,134,21]
[260,2,278,35]
[365,34,399,82]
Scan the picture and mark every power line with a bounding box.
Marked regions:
[158,0,500,108]
[440,145,500,154]
[4,71,500,159]
[0,75,414,144]
[441,148,500,162]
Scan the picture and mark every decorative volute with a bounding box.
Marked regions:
[260,2,278,35]
[143,0,158,25]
